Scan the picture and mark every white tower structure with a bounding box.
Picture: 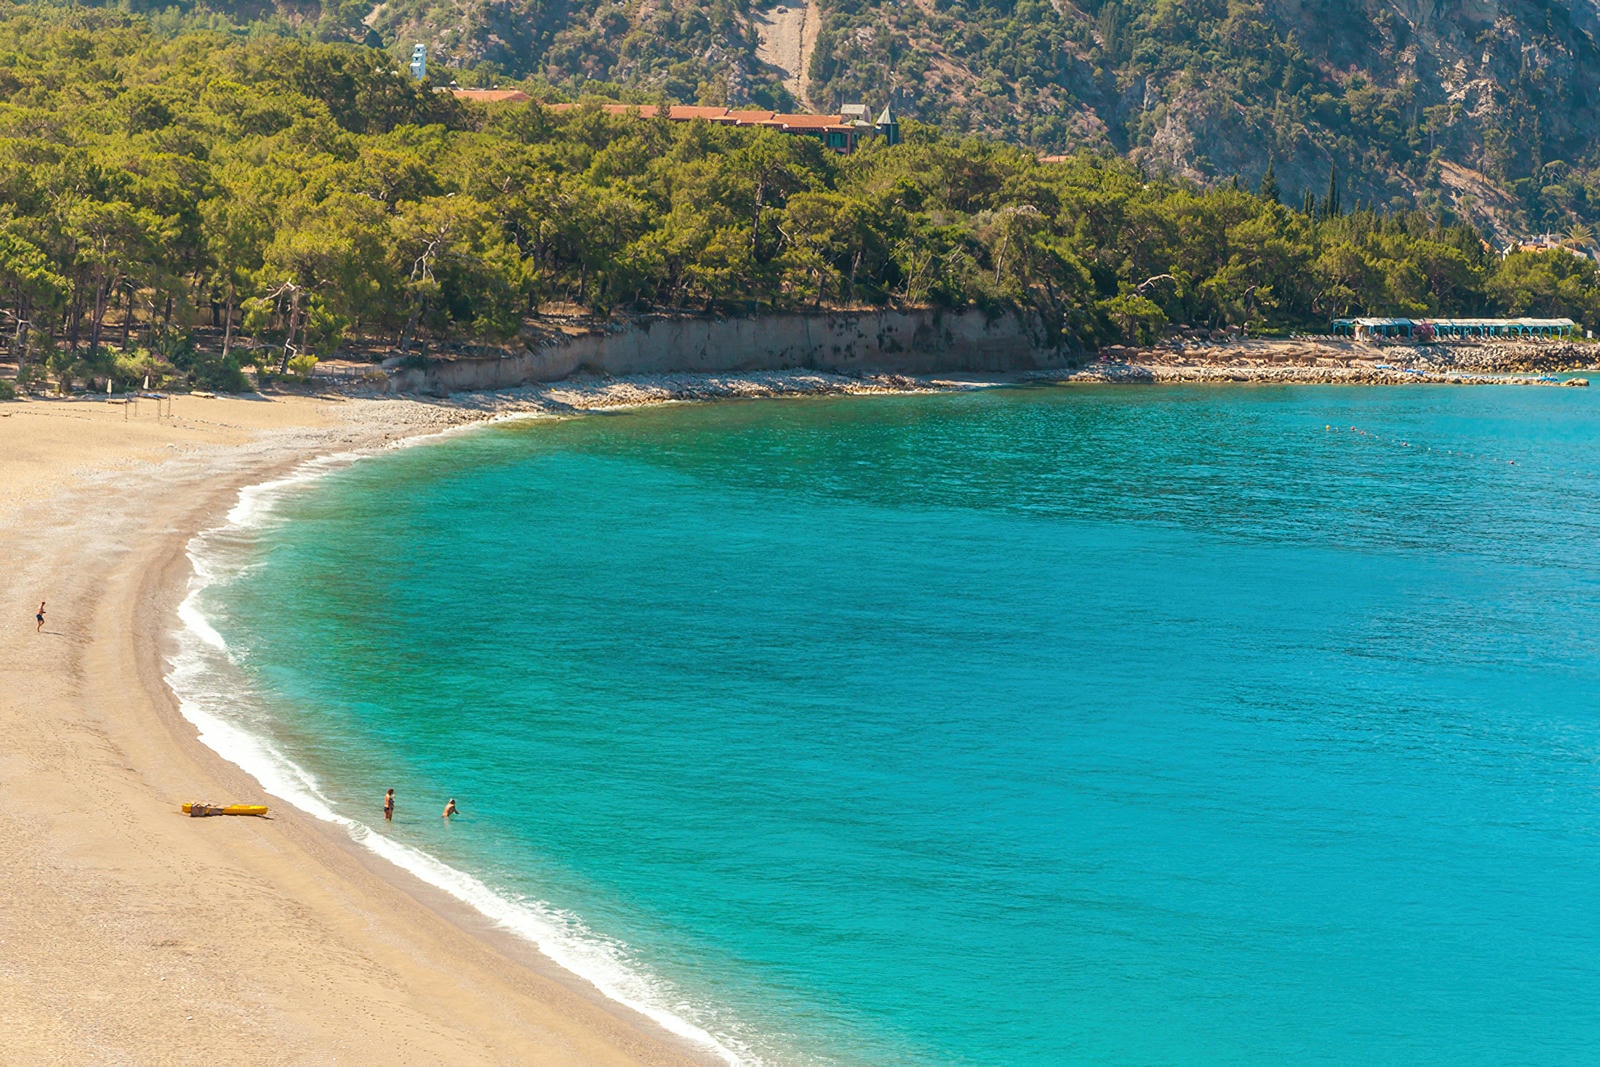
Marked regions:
[410,44,427,81]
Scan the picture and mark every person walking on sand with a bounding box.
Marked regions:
[442,798,458,819]
[383,788,395,821]
[36,601,45,632]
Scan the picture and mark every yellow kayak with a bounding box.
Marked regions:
[182,802,269,816]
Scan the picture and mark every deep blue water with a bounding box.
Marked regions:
[184,384,1600,1064]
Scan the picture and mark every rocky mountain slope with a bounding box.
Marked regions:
[807,0,1600,237]
[109,0,1600,236]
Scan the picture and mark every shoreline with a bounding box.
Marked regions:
[169,443,748,1062]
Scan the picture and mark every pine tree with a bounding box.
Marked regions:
[1259,158,1280,203]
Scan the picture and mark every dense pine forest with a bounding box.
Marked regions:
[0,6,1597,392]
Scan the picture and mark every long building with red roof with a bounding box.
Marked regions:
[456,93,899,153]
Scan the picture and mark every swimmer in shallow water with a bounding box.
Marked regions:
[442,798,458,819]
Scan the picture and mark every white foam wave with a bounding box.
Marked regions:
[225,448,372,530]
[168,440,750,1067]
[176,591,228,651]
[352,827,745,1062]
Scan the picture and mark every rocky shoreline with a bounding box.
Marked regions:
[1058,339,1595,387]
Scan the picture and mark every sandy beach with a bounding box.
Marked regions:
[0,390,727,1064]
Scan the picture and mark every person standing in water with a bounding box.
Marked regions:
[35,601,45,632]
[383,788,395,821]
[442,798,458,819]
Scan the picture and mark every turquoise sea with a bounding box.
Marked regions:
[173,384,1600,1065]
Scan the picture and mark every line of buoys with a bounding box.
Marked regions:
[1326,423,1591,475]
[1331,423,1513,466]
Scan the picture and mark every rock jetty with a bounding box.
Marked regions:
[1062,339,1595,387]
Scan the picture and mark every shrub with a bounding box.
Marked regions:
[14,362,44,390]
[166,337,251,392]
[46,345,82,392]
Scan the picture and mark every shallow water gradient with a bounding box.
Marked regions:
[200,384,1600,1065]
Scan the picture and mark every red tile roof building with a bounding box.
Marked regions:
[465,95,899,153]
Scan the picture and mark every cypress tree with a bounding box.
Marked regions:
[1325,161,1341,218]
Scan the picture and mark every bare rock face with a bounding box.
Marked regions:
[1144,111,1205,183]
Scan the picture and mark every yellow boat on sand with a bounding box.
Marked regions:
[183,802,269,816]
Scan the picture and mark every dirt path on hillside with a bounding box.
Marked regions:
[755,0,821,109]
